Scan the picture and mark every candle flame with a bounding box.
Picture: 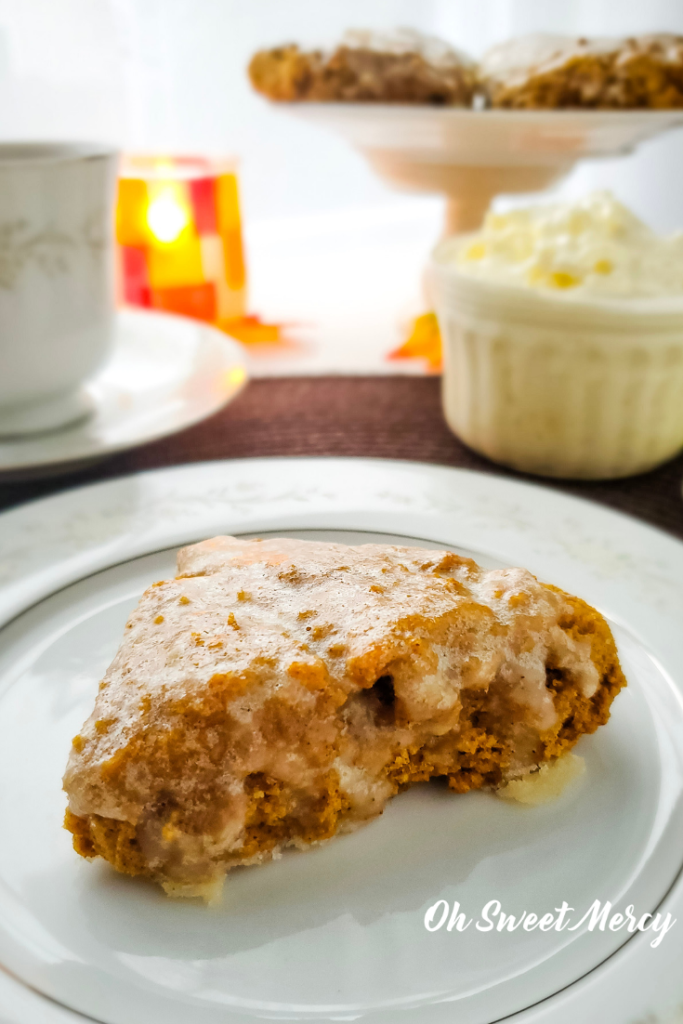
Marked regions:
[147,188,190,244]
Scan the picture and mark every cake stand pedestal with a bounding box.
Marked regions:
[366,155,568,234]
[286,105,683,235]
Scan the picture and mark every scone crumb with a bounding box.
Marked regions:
[497,753,585,805]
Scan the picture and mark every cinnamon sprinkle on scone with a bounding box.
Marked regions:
[63,536,625,899]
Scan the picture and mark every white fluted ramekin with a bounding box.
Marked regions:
[431,238,683,480]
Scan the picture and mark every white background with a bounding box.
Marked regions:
[3,0,683,372]
[2,0,683,228]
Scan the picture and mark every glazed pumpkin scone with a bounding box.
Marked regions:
[480,33,683,109]
[248,29,477,105]
[63,536,625,899]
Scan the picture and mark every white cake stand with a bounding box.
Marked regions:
[286,106,683,234]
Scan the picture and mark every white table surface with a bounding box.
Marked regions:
[242,198,444,376]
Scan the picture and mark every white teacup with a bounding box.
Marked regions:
[0,142,118,436]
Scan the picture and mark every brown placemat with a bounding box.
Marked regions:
[1,376,682,540]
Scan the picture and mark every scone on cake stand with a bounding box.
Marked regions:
[285,104,683,234]
[251,31,683,235]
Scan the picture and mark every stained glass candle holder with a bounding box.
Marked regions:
[116,155,247,326]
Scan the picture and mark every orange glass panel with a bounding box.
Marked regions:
[116,179,150,247]
[216,173,246,291]
[147,235,205,289]
[151,283,217,322]
[216,173,241,231]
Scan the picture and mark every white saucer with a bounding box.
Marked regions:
[0,458,682,1024]
[0,309,248,479]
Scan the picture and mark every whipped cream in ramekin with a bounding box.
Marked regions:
[432,193,683,480]
[454,191,683,299]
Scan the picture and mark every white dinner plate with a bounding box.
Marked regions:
[0,309,248,479]
[0,458,682,1024]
